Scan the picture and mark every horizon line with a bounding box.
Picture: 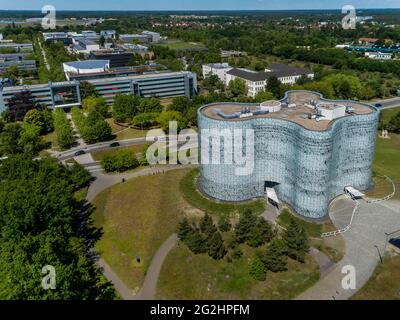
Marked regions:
[0,8,398,12]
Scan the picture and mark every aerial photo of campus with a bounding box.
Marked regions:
[0,0,399,311]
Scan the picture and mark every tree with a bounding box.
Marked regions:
[218,216,231,232]
[132,112,158,129]
[207,231,227,260]
[24,109,54,135]
[6,90,36,121]
[249,255,266,281]
[234,209,257,243]
[200,213,217,239]
[128,53,145,66]
[387,112,400,133]
[168,96,191,113]
[138,97,162,113]
[112,94,141,123]
[254,90,274,103]
[185,229,207,254]
[177,218,193,241]
[203,75,224,91]
[266,75,282,98]
[0,156,115,299]
[79,81,99,99]
[82,97,108,118]
[228,78,247,97]
[99,35,105,47]
[18,123,43,154]
[69,163,92,189]
[283,217,310,263]
[0,123,22,155]
[157,111,187,132]
[263,239,288,272]
[53,109,73,150]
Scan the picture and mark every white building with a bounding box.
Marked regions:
[202,63,232,83]
[100,30,116,39]
[142,31,161,43]
[317,103,346,121]
[225,63,314,98]
[62,60,110,80]
[73,38,100,54]
[365,52,393,60]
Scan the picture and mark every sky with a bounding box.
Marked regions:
[0,0,400,11]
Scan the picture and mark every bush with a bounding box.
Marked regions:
[101,150,140,173]
[249,255,267,281]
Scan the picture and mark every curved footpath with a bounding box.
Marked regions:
[86,165,191,299]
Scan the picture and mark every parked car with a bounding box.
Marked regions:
[375,103,383,108]
[74,150,86,156]
[109,142,120,148]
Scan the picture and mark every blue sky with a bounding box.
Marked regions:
[0,0,399,11]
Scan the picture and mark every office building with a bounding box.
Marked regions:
[198,90,379,219]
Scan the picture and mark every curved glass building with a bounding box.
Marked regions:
[198,91,379,219]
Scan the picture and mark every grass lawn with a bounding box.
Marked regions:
[156,244,319,300]
[106,119,148,141]
[42,131,60,151]
[92,168,202,292]
[91,144,148,161]
[158,40,206,51]
[373,133,400,199]
[180,169,266,217]
[379,106,400,125]
[352,255,400,300]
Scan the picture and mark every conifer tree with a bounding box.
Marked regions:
[249,255,266,281]
[264,239,288,272]
[283,217,310,263]
[207,231,227,260]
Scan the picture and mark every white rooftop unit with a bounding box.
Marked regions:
[317,103,346,120]
[260,100,282,113]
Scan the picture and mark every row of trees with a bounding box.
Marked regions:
[53,109,74,150]
[0,155,115,299]
[177,209,310,282]
[71,108,112,144]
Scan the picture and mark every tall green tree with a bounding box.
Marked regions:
[266,75,282,98]
[228,78,247,97]
[283,217,310,263]
[263,239,288,272]
[207,231,227,260]
[249,255,266,281]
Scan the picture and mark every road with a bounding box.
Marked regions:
[373,97,400,109]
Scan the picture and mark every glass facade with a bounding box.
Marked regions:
[198,91,379,219]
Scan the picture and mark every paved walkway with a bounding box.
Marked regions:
[297,197,400,300]
[134,234,178,300]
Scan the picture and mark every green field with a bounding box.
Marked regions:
[352,255,400,300]
[180,169,266,217]
[92,168,200,292]
[106,119,148,141]
[158,40,206,51]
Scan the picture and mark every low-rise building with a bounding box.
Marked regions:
[365,51,393,60]
[73,38,100,54]
[225,63,314,98]
[100,30,117,39]
[0,71,197,111]
[43,32,73,45]
[89,49,134,68]
[141,31,161,43]
[202,63,232,83]
[0,43,33,53]
[62,60,110,80]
